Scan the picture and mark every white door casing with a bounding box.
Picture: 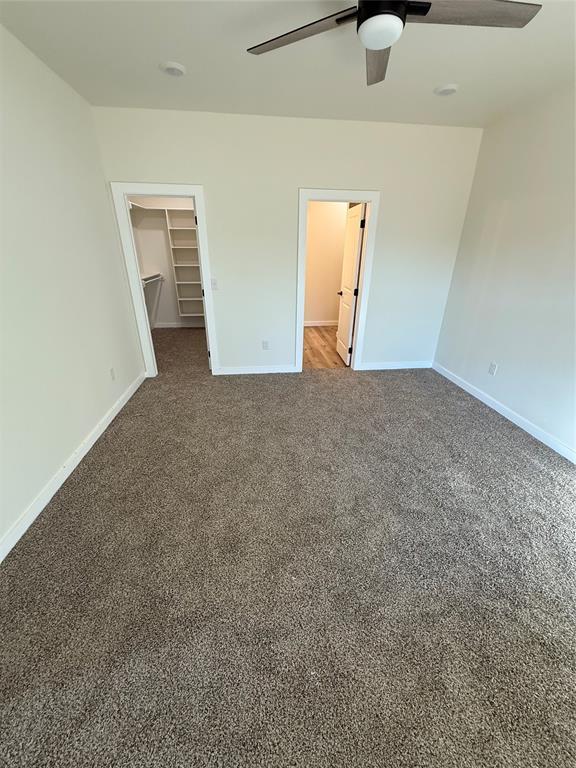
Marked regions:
[336,204,365,365]
[296,189,380,372]
[110,182,218,376]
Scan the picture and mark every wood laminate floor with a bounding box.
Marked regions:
[303,326,346,369]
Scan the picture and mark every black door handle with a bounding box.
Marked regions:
[337,291,343,296]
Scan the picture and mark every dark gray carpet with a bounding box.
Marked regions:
[1,329,575,768]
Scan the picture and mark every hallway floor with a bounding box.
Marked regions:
[1,329,575,768]
[303,325,345,369]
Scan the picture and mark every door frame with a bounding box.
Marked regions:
[296,188,381,371]
[110,182,219,377]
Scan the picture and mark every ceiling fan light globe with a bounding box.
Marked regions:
[358,13,404,51]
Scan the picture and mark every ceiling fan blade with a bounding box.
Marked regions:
[366,47,391,85]
[407,0,541,28]
[247,6,358,55]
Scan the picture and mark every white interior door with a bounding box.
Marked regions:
[336,204,365,365]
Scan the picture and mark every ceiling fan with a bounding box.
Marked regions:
[247,0,542,85]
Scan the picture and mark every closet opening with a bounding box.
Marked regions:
[296,189,380,372]
[111,183,217,377]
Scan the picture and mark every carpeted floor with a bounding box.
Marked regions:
[1,329,575,768]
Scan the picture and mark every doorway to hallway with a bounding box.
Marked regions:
[296,189,379,371]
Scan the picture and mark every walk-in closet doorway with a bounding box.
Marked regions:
[111,183,218,377]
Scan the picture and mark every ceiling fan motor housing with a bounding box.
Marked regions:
[357,0,432,26]
[357,1,431,49]
[357,0,409,30]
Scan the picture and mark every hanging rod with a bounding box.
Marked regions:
[142,273,163,285]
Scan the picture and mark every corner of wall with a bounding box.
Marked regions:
[432,126,485,364]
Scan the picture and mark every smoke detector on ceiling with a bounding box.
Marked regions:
[434,83,459,96]
[159,61,186,77]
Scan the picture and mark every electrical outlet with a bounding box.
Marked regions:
[110,367,116,381]
[488,362,498,376]
[210,278,218,290]
[262,340,269,351]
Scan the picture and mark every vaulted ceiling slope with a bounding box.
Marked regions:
[1,0,573,126]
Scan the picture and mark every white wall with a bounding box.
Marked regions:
[435,87,575,459]
[0,27,143,552]
[94,108,482,368]
[304,201,347,325]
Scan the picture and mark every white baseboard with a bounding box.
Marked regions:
[0,373,146,564]
[153,322,204,328]
[433,362,575,464]
[354,360,433,371]
[304,321,338,327]
[213,364,300,376]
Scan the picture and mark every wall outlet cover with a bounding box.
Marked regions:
[262,340,269,351]
[488,362,498,376]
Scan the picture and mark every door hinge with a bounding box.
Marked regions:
[195,215,198,225]
[348,346,353,354]
[207,350,211,358]
[353,288,358,297]
[360,218,366,229]
[202,288,205,297]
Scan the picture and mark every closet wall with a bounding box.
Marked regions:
[130,207,179,327]
[129,196,204,328]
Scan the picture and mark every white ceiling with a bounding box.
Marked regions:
[1,0,574,127]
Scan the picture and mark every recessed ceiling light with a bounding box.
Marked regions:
[160,61,186,77]
[434,84,459,97]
